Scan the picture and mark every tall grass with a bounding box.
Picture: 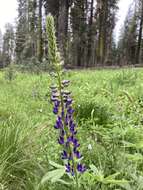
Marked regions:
[0,69,143,189]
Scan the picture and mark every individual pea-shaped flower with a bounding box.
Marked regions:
[77,163,86,173]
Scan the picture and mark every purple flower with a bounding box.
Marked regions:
[74,150,82,159]
[73,139,80,148]
[52,93,60,98]
[58,136,64,145]
[53,107,58,114]
[54,124,59,129]
[51,96,58,102]
[67,107,74,115]
[65,163,71,173]
[65,163,74,176]
[77,163,86,173]
[55,101,60,107]
[66,99,73,107]
[67,136,74,143]
[54,117,62,129]
[61,150,68,159]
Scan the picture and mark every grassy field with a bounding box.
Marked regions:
[1,68,143,190]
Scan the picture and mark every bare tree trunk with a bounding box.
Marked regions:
[136,0,143,64]
[58,0,69,63]
[37,0,43,62]
[87,0,94,67]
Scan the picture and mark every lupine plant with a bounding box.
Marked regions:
[46,15,86,188]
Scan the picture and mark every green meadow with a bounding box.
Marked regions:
[1,68,143,190]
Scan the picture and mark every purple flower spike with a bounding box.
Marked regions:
[50,77,86,176]
[77,163,86,173]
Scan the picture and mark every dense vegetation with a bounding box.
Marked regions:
[0,0,143,68]
[0,68,143,189]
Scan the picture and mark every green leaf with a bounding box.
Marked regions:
[122,141,143,149]
[104,172,120,180]
[41,167,65,184]
[90,164,97,173]
[90,165,104,182]
[125,153,143,161]
[103,179,128,185]
[49,160,64,169]
[56,179,71,185]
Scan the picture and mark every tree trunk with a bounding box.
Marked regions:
[58,0,69,63]
[37,0,43,62]
[87,0,94,66]
[136,0,143,64]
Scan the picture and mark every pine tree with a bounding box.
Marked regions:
[0,29,3,67]
[15,0,28,63]
[95,0,119,65]
[2,24,15,67]
[27,0,37,57]
[37,0,43,62]
[71,0,87,67]
[118,1,138,65]
[136,0,143,64]
[57,0,70,61]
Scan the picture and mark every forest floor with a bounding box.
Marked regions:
[0,68,143,190]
